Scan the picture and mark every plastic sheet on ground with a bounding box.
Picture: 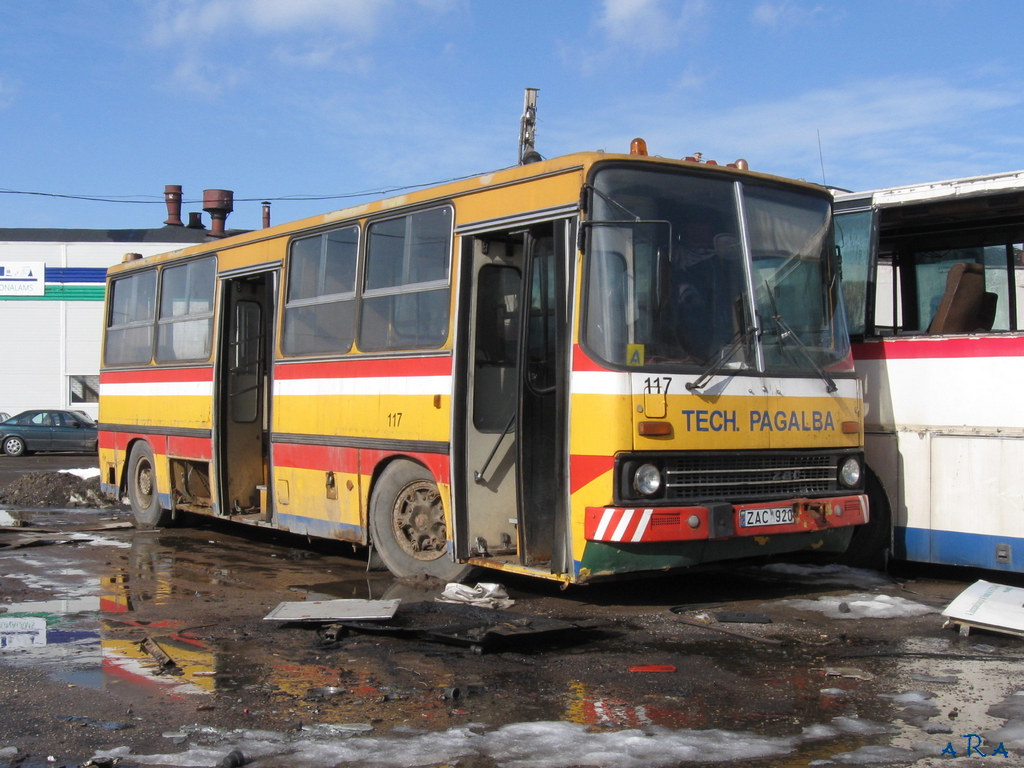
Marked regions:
[436,582,515,610]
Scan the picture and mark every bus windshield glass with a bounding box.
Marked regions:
[584,166,849,374]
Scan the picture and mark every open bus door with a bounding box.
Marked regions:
[216,269,276,521]
[454,219,571,576]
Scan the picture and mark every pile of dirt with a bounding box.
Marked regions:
[0,471,126,509]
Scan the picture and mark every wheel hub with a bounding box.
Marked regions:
[392,481,447,562]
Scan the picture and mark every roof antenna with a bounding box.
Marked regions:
[817,128,827,187]
[519,88,541,165]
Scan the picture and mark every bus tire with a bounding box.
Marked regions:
[369,460,473,582]
[127,441,173,529]
[840,467,891,571]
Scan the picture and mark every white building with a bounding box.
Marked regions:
[0,189,244,420]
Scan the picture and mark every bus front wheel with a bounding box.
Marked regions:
[369,461,472,582]
[127,442,173,529]
[841,467,891,571]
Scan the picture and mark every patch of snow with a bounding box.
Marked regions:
[68,532,131,548]
[774,593,937,619]
[97,716,897,768]
[986,719,1024,749]
[60,468,101,479]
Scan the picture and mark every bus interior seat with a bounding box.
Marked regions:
[927,262,997,334]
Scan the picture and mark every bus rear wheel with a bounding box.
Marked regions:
[127,442,173,529]
[369,461,472,582]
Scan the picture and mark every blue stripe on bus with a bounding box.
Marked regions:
[896,526,1023,572]
[275,512,364,541]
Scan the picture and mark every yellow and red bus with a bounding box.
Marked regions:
[98,142,867,584]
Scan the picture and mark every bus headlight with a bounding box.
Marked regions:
[633,463,663,496]
[839,457,862,489]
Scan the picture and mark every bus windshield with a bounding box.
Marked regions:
[584,166,850,375]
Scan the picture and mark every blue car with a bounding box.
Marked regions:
[0,409,98,457]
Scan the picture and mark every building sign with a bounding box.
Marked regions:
[0,262,45,296]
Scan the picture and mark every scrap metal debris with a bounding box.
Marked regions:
[670,607,784,646]
[942,579,1024,638]
[315,600,603,653]
[263,598,401,623]
[139,636,179,674]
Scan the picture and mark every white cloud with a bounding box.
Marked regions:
[751,1,827,28]
[166,52,242,98]
[151,0,388,42]
[597,0,707,52]
[537,73,1024,191]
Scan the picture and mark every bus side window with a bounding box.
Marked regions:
[360,207,452,351]
[583,249,628,365]
[909,249,1004,335]
[835,210,872,337]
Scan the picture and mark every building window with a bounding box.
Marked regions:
[69,375,100,404]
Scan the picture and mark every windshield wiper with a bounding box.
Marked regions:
[685,325,756,391]
[763,284,837,393]
[585,184,645,221]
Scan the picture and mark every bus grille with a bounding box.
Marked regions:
[663,452,837,503]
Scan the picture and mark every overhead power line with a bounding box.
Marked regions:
[0,170,492,207]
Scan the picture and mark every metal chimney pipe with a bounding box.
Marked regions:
[203,189,234,238]
[262,201,271,229]
[187,211,205,229]
[163,185,183,226]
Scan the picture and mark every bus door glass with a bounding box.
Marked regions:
[459,221,569,572]
[217,271,275,520]
[519,224,569,570]
[461,234,522,563]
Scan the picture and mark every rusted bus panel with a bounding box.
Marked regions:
[271,443,363,542]
[272,445,452,545]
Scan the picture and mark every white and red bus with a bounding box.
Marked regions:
[835,171,1024,571]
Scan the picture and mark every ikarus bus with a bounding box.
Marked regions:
[99,139,867,584]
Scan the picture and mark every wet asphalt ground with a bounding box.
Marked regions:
[1,453,1023,767]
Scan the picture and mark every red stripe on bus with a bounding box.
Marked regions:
[272,443,361,473]
[100,367,214,384]
[853,335,1024,360]
[167,435,213,460]
[570,454,615,495]
[571,344,608,372]
[98,431,212,460]
[273,444,452,485]
[274,356,452,380]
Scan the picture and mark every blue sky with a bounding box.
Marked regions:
[2,0,1024,231]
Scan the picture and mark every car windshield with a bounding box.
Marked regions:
[582,165,850,375]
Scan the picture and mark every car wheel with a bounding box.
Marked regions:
[368,460,474,581]
[2,436,26,457]
[127,441,174,529]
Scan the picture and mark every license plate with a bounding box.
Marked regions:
[739,505,795,528]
